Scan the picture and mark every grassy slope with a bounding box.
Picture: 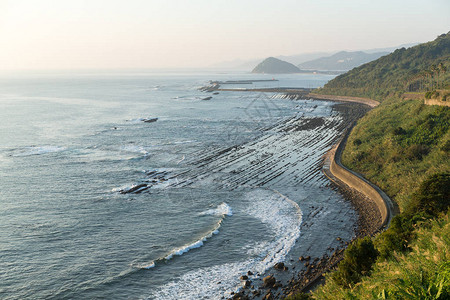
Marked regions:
[307,98,450,299]
[297,33,450,299]
[341,98,449,210]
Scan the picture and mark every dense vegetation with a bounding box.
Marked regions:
[298,51,387,71]
[286,32,450,299]
[299,169,450,300]
[316,32,450,101]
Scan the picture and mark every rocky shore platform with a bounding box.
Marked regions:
[124,87,391,299]
[208,93,394,300]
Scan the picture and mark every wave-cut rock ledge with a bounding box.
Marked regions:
[235,94,397,300]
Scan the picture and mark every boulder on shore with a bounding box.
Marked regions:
[263,275,276,288]
[274,262,288,270]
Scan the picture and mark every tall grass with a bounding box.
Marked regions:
[312,214,450,299]
[341,99,450,211]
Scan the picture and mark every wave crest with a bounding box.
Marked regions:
[136,203,233,269]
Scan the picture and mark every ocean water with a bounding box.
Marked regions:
[0,71,357,299]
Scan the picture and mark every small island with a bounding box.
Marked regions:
[251,57,301,74]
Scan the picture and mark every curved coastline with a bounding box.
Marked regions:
[313,93,395,231]
[323,128,395,230]
[307,93,380,108]
[227,93,397,299]
[296,94,397,293]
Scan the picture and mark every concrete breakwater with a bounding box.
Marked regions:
[308,93,380,108]
[315,93,395,230]
[323,128,395,230]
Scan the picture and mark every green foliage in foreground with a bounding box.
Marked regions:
[313,213,450,299]
[375,172,449,260]
[289,172,449,299]
[331,237,378,287]
[315,32,450,101]
[406,173,450,217]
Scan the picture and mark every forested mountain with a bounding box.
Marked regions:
[317,32,450,101]
[298,51,388,71]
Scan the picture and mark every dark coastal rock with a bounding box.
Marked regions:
[231,292,248,300]
[240,275,248,280]
[247,271,253,276]
[120,183,148,194]
[263,291,274,300]
[143,118,158,123]
[273,282,283,289]
[299,256,305,261]
[305,256,311,261]
[274,262,289,271]
[263,275,276,288]
[273,262,285,270]
[243,280,251,288]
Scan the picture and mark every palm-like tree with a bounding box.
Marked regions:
[438,63,447,89]
[430,65,438,90]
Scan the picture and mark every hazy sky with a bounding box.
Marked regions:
[1,0,449,70]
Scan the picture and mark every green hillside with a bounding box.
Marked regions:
[316,32,450,101]
[298,51,388,71]
[287,33,450,300]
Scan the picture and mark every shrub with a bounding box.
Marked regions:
[353,138,362,146]
[375,213,422,259]
[354,151,367,162]
[405,144,430,160]
[285,292,312,300]
[332,236,379,287]
[377,173,450,259]
[406,173,450,217]
[441,140,450,152]
[392,126,406,135]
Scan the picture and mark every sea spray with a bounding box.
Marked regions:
[136,203,233,269]
[149,189,302,300]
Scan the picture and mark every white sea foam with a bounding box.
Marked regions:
[11,146,66,157]
[148,189,302,300]
[164,207,229,260]
[120,145,149,156]
[164,228,219,260]
[140,262,155,269]
[199,202,233,217]
[136,203,233,270]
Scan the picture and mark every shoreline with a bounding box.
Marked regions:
[226,93,394,300]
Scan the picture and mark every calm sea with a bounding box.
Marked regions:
[0,71,357,299]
